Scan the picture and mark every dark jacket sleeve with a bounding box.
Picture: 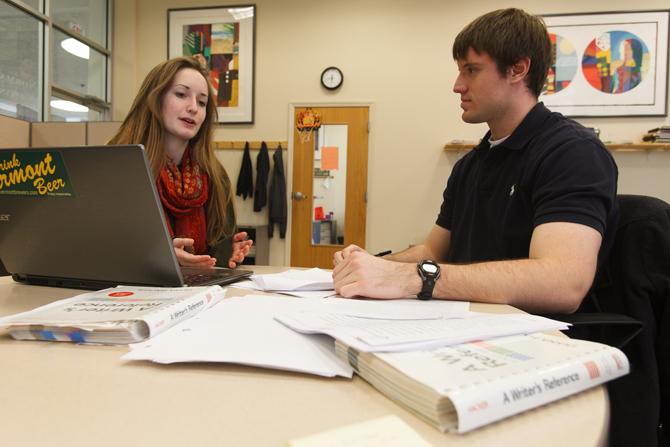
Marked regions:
[253,142,270,211]
[268,147,287,238]
[235,142,253,200]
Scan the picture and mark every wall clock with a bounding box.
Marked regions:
[321,66,343,90]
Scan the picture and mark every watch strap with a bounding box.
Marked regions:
[417,277,436,300]
[417,260,440,300]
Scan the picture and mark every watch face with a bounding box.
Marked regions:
[321,67,343,90]
[422,263,438,274]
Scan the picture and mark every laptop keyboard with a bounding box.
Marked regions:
[181,268,252,287]
[183,271,227,286]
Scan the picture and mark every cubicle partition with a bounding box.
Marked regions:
[0,115,30,148]
[0,117,122,149]
[31,121,121,146]
[87,122,123,145]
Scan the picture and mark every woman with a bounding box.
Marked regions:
[109,57,252,268]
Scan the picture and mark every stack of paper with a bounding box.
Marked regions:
[123,295,354,377]
[122,295,470,376]
[231,268,337,298]
[275,311,569,352]
[287,415,433,446]
[252,268,334,290]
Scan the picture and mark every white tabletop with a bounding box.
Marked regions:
[0,269,608,446]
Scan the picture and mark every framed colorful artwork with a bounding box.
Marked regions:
[541,10,669,117]
[168,5,256,124]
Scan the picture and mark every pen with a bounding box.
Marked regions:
[374,250,392,257]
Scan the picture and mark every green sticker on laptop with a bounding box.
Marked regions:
[0,150,74,197]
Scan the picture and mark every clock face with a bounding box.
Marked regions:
[321,66,343,90]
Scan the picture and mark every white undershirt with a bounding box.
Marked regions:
[488,134,510,148]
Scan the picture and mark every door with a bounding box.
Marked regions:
[290,107,369,268]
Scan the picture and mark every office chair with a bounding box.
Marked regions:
[549,194,670,447]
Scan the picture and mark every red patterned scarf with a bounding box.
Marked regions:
[157,147,209,255]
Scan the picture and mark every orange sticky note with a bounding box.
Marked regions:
[321,146,339,170]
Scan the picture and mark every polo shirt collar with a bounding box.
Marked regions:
[499,102,552,150]
[474,102,551,152]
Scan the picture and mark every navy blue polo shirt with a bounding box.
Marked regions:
[437,102,619,267]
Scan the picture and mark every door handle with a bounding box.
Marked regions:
[292,191,306,200]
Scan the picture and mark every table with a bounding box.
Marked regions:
[0,268,608,446]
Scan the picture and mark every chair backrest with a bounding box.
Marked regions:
[595,194,670,318]
[592,194,670,447]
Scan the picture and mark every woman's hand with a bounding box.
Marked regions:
[228,231,253,268]
[172,238,216,268]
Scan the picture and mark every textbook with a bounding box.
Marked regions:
[336,333,629,433]
[0,285,224,344]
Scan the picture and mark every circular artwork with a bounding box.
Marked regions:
[544,33,578,95]
[581,31,650,94]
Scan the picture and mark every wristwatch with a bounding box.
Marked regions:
[417,260,441,300]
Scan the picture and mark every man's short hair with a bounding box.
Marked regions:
[452,8,551,98]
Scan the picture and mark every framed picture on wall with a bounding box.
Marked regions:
[168,5,256,124]
[540,10,669,117]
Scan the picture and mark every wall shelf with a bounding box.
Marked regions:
[603,143,670,151]
[444,143,477,151]
[444,142,670,152]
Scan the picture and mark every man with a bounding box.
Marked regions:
[332,8,618,314]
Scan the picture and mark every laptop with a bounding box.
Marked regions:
[0,145,252,289]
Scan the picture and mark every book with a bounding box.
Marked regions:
[647,126,670,133]
[644,126,670,142]
[0,285,225,344]
[336,333,629,433]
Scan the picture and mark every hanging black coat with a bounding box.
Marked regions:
[268,147,287,238]
[253,142,270,211]
[235,142,253,199]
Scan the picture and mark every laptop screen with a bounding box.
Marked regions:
[0,145,189,288]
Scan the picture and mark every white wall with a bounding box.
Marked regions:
[113,0,670,264]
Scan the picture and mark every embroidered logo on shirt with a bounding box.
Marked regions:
[509,184,515,196]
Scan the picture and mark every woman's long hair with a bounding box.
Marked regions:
[109,57,234,245]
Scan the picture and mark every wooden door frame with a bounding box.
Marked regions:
[284,102,374,266]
